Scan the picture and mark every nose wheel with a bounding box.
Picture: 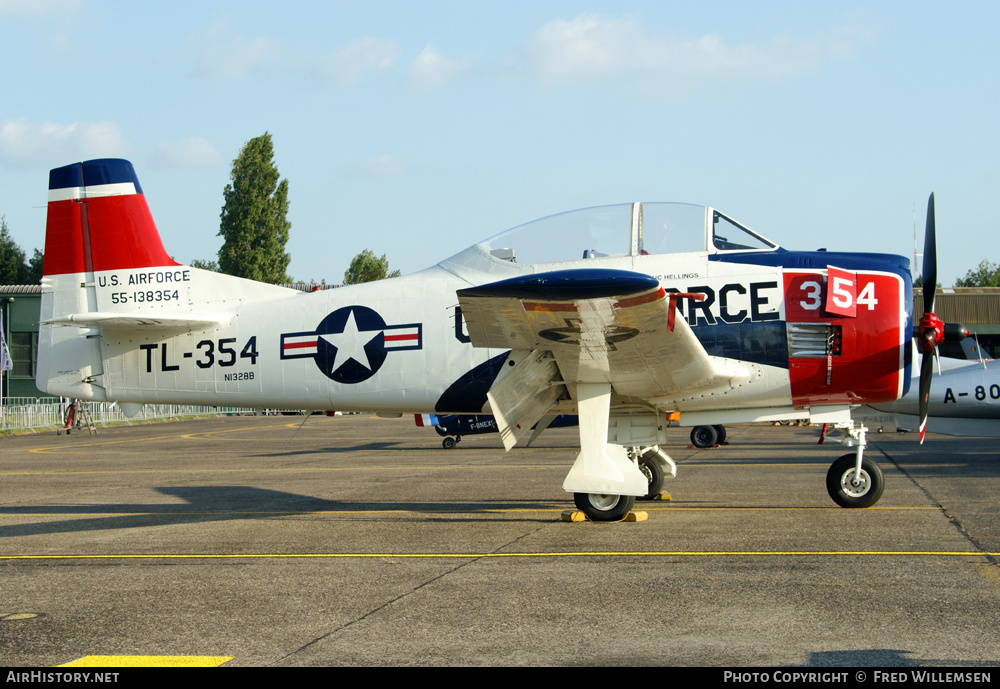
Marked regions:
[826,453,884,508]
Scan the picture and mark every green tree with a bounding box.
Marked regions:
[189,259,219,272]
[218,132,291,283]
[955,260,1000,287]
[0,216,28,284]
[26,249,44,284]
[343,249,401,285]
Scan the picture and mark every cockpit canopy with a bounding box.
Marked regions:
[475,202,778,266]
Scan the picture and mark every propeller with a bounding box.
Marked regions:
[916,193,951,444]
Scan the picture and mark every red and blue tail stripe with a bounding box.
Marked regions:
[44,159,177,277]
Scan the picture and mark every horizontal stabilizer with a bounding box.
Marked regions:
[43,312,227,330]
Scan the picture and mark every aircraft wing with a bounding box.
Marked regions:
[457,269,739,401]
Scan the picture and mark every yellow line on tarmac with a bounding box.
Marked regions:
[2,551,997,561]
[60,655,232,667]
[0,505,939,517]
[645,505,938,511]
[0,508,566,517]
[0,463,561,477]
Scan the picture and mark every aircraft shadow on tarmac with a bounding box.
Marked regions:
[807,649,1000,667]
[260,441,407,456]
[0,486,560,539]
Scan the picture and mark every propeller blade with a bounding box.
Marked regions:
[922,193,936,314]
[918,348,934,443]
[917,193,940,444]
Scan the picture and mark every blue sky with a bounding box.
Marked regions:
[1,1,997,285]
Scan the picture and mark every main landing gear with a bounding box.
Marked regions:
[572,446,674,521]
[823,421,885,508]
[690,424,727,448]
[573,492,636,521]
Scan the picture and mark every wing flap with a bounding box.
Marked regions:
[486,349,564,450]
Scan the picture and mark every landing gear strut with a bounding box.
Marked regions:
[572,445,674,519]
[823,421,884,508]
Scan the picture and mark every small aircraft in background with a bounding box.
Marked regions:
[414,412,578,449]
[36,158,960,519]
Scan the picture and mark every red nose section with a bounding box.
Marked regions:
[784,269,907,406]
[44,159,178,277]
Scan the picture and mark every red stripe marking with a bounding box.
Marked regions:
[384,333,418,342]
[523,302,577,312]
[614,288,666,309]
[284,340,317,349]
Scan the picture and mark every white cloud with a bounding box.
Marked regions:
[350,154,406,177]
[149,137,224,169]
[513,14,869,89]
[311,38,401,86]
[190,21,281,80]
[406,44,469,90]
[0,119,131,168]
[186,22,404,88]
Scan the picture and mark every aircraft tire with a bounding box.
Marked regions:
[573,493,636,521]
[713,425,727,444]
[638,455,664,500]
[826,453,884,508]
[690,425,718,448]
[442,437,456,450]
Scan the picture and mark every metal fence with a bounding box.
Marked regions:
[0,397,256,433]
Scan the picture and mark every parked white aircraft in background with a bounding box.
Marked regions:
[856,350,1000,437]
[36,159,956,519]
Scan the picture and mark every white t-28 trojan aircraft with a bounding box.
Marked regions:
[36,159,956,520]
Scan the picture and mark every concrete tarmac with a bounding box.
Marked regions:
[0,414,998,667]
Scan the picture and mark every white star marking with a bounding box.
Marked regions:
[319,309,380,374]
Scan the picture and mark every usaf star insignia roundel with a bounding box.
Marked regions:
[280,305,422,384]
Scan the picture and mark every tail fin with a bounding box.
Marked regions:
[43,159,177,277]
[38,159,180,400]
[36,159,293,402]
